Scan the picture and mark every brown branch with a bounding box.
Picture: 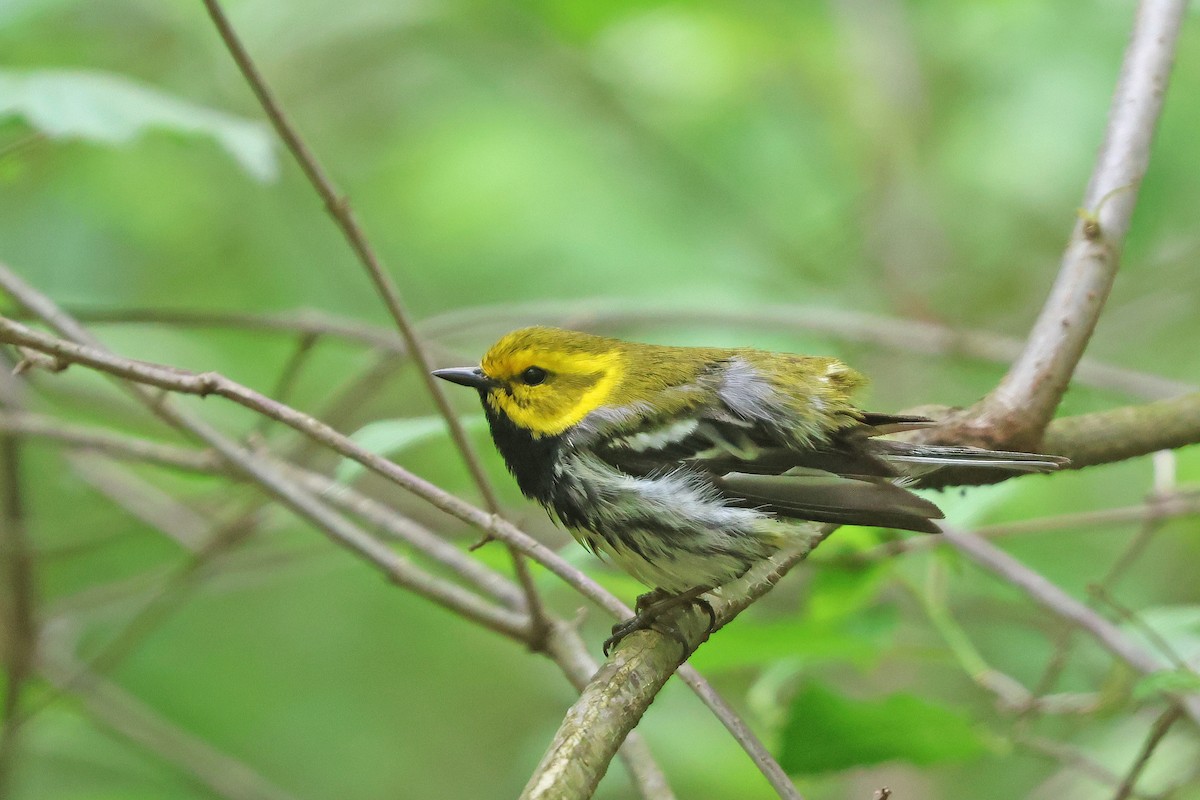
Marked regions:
[11,303,1200,793]
[196,0,552,645]
[927,0,1189,450]
[0,287,531,646]
[0,410,743,799]
[424,301,1196,401]
[0,410,221,471]
[0,359,36,797]
[0,410,529,612]
[521,531,830,800]
[0,309,683,797]
[12,302,1191,400]
[908,393,1200,489]
[0,308,623,620]
[1042,392,1200,468]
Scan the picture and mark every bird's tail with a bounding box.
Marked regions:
[872,439,1069,476]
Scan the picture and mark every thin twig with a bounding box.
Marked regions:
[7,316,1199,510]
[1017,735,1152,799]
[69,451,212,551]
[12,272,1200,795]
[861,488,1200,561]
[0,309,622,618]
[197,0,550,644]
[1,267,686,797]
[521,528,834,800]
[1112,706,1184,800]
[0,410,223,471]
[927,0,1189,449]
[938,525,1200,725]
[673,671,803,800]
[0,276,531,645]
[26,301,1191,400]
[0,411,529,610]
[0,357,36,797]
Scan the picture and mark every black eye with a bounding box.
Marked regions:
[520,366,548,385]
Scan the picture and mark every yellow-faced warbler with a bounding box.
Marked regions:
[434,327,1065,652]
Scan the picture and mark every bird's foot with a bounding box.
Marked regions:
[603,588,717,657]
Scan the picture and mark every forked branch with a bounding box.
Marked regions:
[927,0,1188,451]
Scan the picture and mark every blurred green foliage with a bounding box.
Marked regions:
[1,0,1199,798]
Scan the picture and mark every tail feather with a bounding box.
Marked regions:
[872,440,1069,474]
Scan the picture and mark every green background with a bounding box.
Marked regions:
[2,0,1199,798]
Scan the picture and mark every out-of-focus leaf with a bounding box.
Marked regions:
[336,415,487,482]
[690,606,895,672]
[0,69,277,180]
[779,681,986,774]
[805,562,889,621]
[1132,669,1200,701]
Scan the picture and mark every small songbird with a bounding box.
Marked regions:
[434,327,1064,652]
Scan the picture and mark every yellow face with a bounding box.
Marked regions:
[478,327,625,437]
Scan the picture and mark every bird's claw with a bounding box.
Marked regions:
[603,589,716,657]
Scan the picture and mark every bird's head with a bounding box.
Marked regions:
[433,327,627,437]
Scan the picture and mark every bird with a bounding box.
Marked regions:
[433,326,1065,653]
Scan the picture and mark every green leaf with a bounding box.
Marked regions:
[1132,669,1200,701]
[336,416,487,482]
[779,682,987,774]
[0,68,277,180]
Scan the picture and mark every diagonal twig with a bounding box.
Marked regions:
[197,0,550,643]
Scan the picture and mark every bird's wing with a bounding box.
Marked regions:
[588,404,946,534]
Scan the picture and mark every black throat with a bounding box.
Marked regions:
[481,396,563,505]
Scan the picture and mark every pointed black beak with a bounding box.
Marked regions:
[432,366,499,391]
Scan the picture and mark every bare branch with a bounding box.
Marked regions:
[0,410,221,471]
[0,272,695,794]
[862,488,1200,561]
[521,531,831,800]
[673,670,803,800]
[0,285,531,645]
[27,301,1190,400]
[196,0,552,644]
[1042,392,1200,468]
[938,526,1200,725]
[0,357,36,797]
[543,620,679,800]
[930,0,1189,449]
[909,393,1200,489]
[0,308,623,621]
[521,613,716,800]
